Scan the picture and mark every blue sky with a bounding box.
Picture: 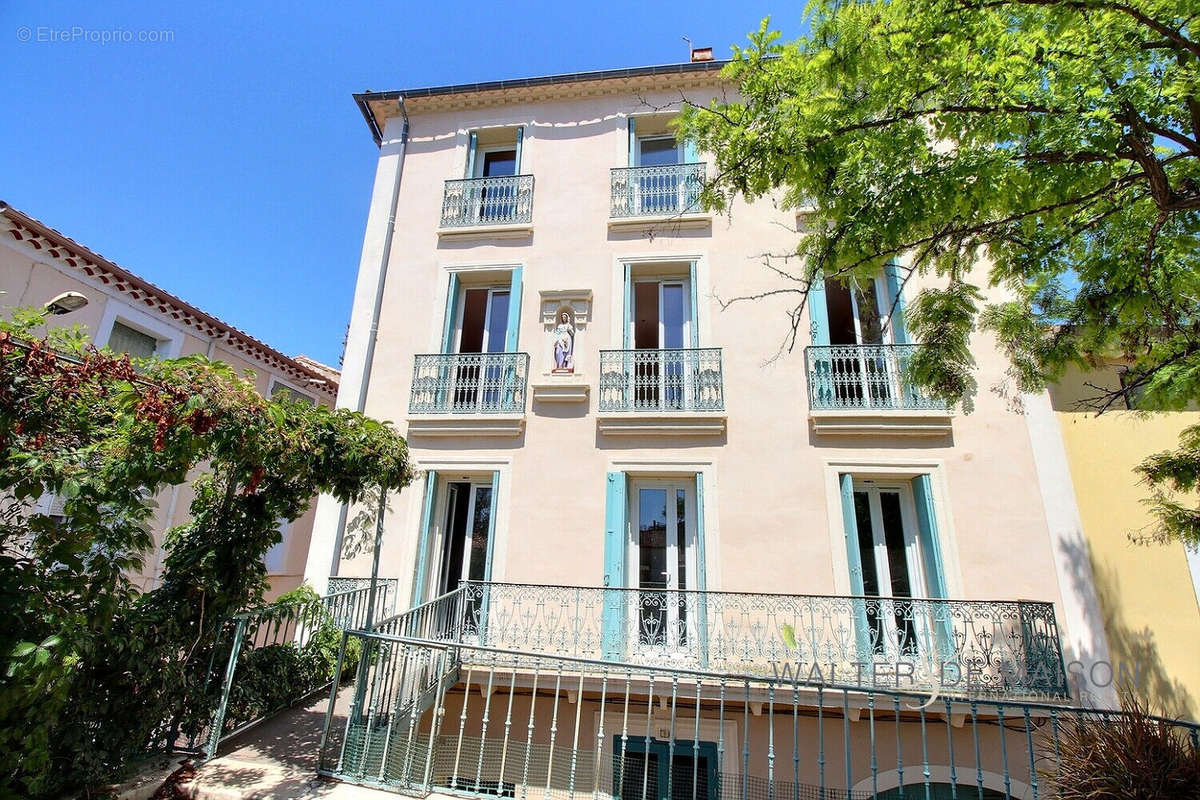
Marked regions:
[1,1,799,366]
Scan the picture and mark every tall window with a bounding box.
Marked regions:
[108,321,157,359]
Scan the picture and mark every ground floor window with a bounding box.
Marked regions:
[613,737,719,800]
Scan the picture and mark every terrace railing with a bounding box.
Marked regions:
[599,348,724,413]
[805,344,946,411]
[320,633,1199,799]
[446,582,1068,699]
[409,352,530,415]
[611,163,706,218]
[441,175,534,228]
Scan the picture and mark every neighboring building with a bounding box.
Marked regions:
[304,57,1127,799]
[1049,362,1200,719]
[0,201,339,598]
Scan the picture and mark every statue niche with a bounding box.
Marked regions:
[551,308,575,373]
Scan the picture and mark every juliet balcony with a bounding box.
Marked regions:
[609,163,709,228]
[407,352,530,438]
[804,343,953,436]
[597,348,726,436]
[439,175,535,236]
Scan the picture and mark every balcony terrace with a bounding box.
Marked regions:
[440,175,535,235]
[407,352,530,437]
[597,348,726,436]
[610,163,707,226]
[804,344,953,436]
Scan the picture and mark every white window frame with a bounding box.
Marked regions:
[95,299,184,358]
[630,277,692,350]
[611,254,710,351]
[822,459,962,599]
[432,480,496,595]
[844,274,894,346]
[453,286,511,354]
[634,133,683,167]
[472,143,519,178]
[627,477,699,658]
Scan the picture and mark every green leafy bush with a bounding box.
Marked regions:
[0,320,412,797]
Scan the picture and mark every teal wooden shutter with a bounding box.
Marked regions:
[514,126,524,173]
[411,471,439,606]
[505,267,523,351]
[808,274,832,406]
[622,264,633,348]
[688,261,699,348]
[627,117,637,166]
[809,273,830,346]
[884,259,909,344]
[682,137,698,164]
[464,131,478,177]
[602,472,628,661]
[441,274,460,353]
[839,474,873,660]
[694,473,709,667]
[911,474,953,661]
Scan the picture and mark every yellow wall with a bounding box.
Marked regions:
[1053,370,1200,717]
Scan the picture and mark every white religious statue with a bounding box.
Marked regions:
[552,311,575,373]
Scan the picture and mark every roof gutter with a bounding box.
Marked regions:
[353,59,729,147]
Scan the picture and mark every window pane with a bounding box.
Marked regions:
[482,150,517,177]
[854,280,885,345]
[634,282,659,349]
[661,284,685,349]
[467,486,493,582]
[108,321,157,359]
[485,291,510,353]
[879,491,913,597]
[639,137,678,166]
[853,491,880,595]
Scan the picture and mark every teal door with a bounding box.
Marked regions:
[613,737,719,800]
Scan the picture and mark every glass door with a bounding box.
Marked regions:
[477,148,517,221]
[635,135,684,214]
[453,287,510,411]
[629,481,697,659]
[435,481,494,636]
[851,483,928,660]
[632,280,690,410]
[824,275,895,406]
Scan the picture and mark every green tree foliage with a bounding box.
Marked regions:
[0,317,413,797]
[678,1,1199,540]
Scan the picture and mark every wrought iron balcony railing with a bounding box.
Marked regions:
[440,174,534,228]
[436,582,1068,698]
[599,348,724,412]
[409,352,530,414]
[611,163,706,218]
[804,343,946,411]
